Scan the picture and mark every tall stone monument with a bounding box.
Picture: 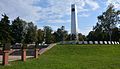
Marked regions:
[71,4,78,40]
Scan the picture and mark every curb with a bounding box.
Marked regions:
[39,43,56,55]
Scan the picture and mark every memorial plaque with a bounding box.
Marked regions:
[99,41,103,44]
[79,41,82,44]
[117,42,120,44]
[108,41,111,44]
[95,41,98,44]
[84,41,88,44]
[89,41,93,44]
[112,41,114,44]
[104,41,107,44]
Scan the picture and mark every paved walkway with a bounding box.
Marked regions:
[0,56,33,62]
[0,43,56,64]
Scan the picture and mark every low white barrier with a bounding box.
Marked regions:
[60,41,120,45]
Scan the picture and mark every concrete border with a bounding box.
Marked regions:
[39,43,56,55]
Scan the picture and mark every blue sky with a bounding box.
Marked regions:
[0,0,120,35]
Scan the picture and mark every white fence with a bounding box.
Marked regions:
[60,41,120,44]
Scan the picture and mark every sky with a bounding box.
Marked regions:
[0,0,120,35]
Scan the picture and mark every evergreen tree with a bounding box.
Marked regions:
[11,17,27,43]
[53,26,68,42]
[43,26,53,44]
[25,22,37,43]
[37,29,44,43]
[0,14,12,44]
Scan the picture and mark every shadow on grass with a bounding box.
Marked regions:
[0,63,3,66]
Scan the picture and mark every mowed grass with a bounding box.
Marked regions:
[1,44,120,69]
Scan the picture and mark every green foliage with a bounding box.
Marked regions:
[78,33,86,41]
[43,26,53,44]
[0,14,70,44]
[111,27,120,41]
[11,17,27,43]
[0,15,39,44]
[87,4,120,41]
[53,26,68,42]
[3,43,11,50]
[24,22,37,43]
[37,29,44,43]
[11,17,38,44]
[94,4,119,32]
[0,14,12,44]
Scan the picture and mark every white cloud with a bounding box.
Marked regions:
[78,13,90,17]
[0,0,41,22]
[0,0,100,22]
[47,19,70,24]
[106,0,120,9]
[85,0,100,10]
[39,0,100,23]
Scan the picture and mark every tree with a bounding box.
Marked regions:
[24,22,37,43]
[87,31,95,41]
[11,17,27,43]
[111,27,120,41]
[43,26,53,44]
[94,4,120,41]
[61,26,68,41]
[37,29,44,43]
[78,33,86,41]
[53,26,68,42]
[0,14,12,44]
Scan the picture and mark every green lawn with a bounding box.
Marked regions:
[1,44,120,69]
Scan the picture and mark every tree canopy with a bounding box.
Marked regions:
[87,4,120,41]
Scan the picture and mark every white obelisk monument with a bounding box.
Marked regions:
[71,4,78,40]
